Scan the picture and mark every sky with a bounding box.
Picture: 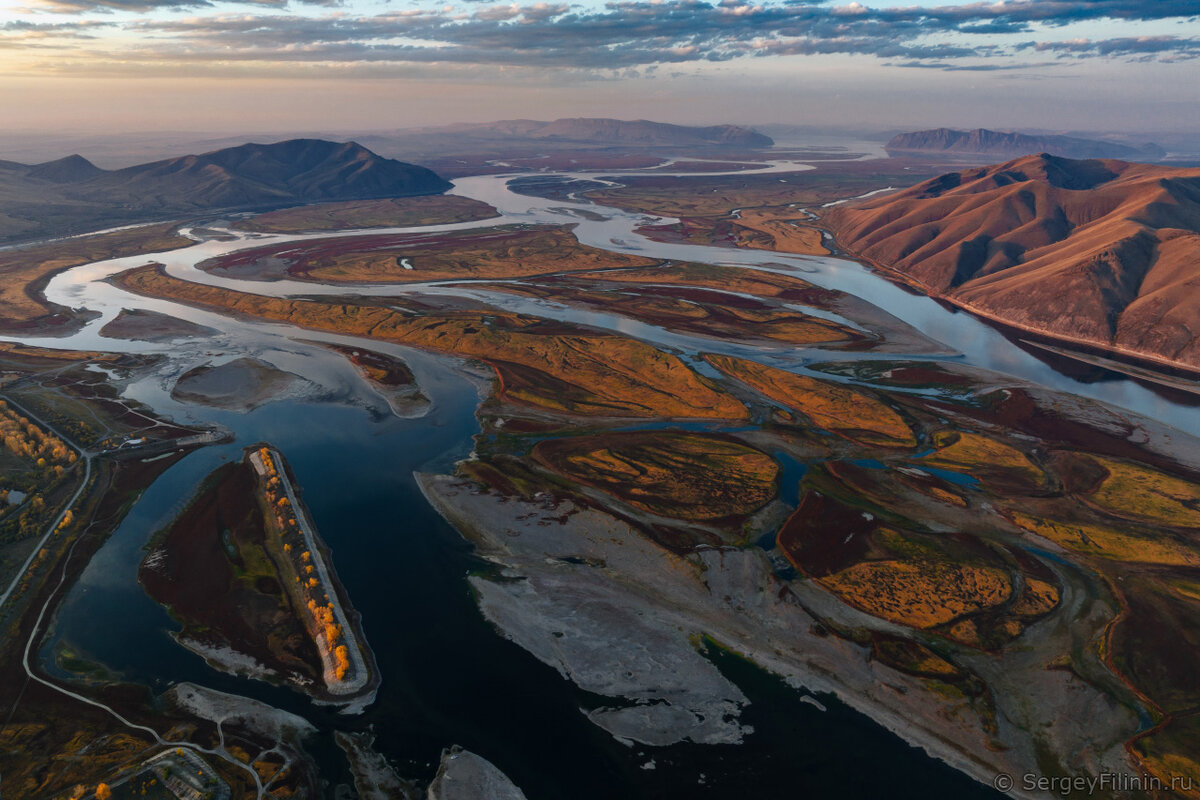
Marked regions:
[1,0,1199,135]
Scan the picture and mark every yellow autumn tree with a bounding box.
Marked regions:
[334,645,350,680]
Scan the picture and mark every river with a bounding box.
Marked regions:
[11,160,1198,797]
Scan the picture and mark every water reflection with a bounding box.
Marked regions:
[9,158,1193,799]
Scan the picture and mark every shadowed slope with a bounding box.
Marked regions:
[83,139,450,210]
[824,154,1200,368]
[417,117,773,148]
[0,139,451,244]
[885,128,1165,162]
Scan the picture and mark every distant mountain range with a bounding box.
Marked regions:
[0,139,449,244]
[410,118,774,148]
[885,128,1166,162]
[823,153,1200,370]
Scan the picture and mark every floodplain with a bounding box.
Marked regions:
[2,151,1200,800]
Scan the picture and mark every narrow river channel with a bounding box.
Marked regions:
[9,161,1196,797]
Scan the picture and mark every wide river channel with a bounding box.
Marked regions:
[8,161,1199,798]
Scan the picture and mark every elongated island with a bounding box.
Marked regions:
[141,445,378,705]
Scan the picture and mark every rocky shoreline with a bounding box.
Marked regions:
[416,472,1141,799]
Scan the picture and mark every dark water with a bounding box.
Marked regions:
[44,353,1004,799]
[35,165,1145,797]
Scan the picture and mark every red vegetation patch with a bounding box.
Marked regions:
[139,462,322,681]
[776,490,875,577]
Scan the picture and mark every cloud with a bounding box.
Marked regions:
[885,59,1071,72]
[1019,34,1200,59]
[26,0,207,9]
[818,1,1200,32]
[0,18,106,47]
[10,0,1200,74]
[26,0,340,11]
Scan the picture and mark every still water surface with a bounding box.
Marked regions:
[17,161,1198,797]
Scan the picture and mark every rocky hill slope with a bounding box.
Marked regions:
[823,153,1200,369]
[886,128,1164,162]
[402,118,774,148]
[0,139,450,244]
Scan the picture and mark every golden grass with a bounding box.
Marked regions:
[922,430,1042,484]
[475,282,858,345]
[731,207,830,255]
[1171,579,1200,602]
[926,485,968,508]
[704,353,916,447]
[583,166,929,257]
[1084,456,1200,528]
[533,431,778,520]
[0,341,118,362]
[1133,714,1200,800]
[874,637,962,678]
[1011,577,1060,617]
[576,261,824,300]
[116,266,748,420]
[1141,753,1200,800]
[302,226,656,283]
[821,559,1012,629]
[717,303,854,343]
[1007,510,1200,566]
[234,195,498,233]
[0,222,190,328]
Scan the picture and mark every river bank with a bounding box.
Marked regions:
[416,472,1139,798]
[5,154,1200,798]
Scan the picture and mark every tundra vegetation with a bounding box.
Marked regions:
[572,160,941,255]
[531,431,779,522]
[704,353,916,447]
[472,278,867,346]
[0,223,192,333]
[115,265,748,420]
[203,225,657,283]
[140,446,371,696]
[0,398,79,545]
[233,195,499,233]
[0,351,277,798]
[24,185,1200,796]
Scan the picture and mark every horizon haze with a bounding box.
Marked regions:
[1,0,1198,135]
[3,2,1200,799]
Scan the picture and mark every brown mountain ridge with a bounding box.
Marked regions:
[822,153,1200,370]
[405,118,774,148]
[0,139,450,244]
[885,128,1165,162]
